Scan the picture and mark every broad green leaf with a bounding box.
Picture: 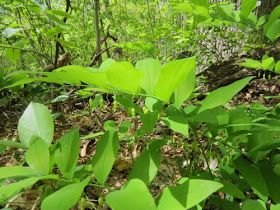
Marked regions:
[139,111,159,134]
[46,27,64,37]
[156,179,223,210]
[119,120,133,134]
[92,129,119,185]
[0,174,58,203]
[191,0,209,17]
[265,19,280,42]
[275,60,280,74]
[242,199,266,210]
[103,120,117,131]
[98,58,116,72]
[264,6,280,35]
[262,56,275,70]
[106,62,143,94]
[237,59,262,69]
[27,5,41,13]
[153,57,196,103]
[0,140,28,149]
[247,132,280,152]
[162,116,189,137]
[5,48,20,64]
[136,58,162,94]
[174,2,194,14]
[0,166,37,179]
[45,13,69,30]
[41,176,90,210]
[258,160,280,203]
[106,179,157,210]
[218,181,245,199]
[271,204,280,210]
[173,70,196,108]
[233,157,268,201]
[26,137,50,176]
[210,197,241,210]
[217,4,237,22]
[48,10,72,18]
[128,140,167,185]
[18,102,54,147]
[199,77,254,113]
[240,0,257,21]
[2,28,23,38]
[145,97,163,112]
[55,128,80,180]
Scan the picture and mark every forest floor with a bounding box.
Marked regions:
[0,78,279,210]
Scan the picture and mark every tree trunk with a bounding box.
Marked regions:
[257,0,280,17]
[94,0,102,67]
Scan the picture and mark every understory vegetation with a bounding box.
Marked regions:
[1,0,280,209]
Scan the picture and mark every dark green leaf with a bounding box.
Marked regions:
[55,128,80,180]
[92,129,119,185]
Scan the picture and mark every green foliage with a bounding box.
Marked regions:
[18,102,54,147]
[106,179,157,210]
[55,128,80,180]
[92,128,119,185]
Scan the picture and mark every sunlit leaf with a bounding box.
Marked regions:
[106,179,157,210]
[18,102,54,147]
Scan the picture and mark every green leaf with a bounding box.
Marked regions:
[218,181,245,199]
[145,97,163,112]
[128,140,167,185]
[240,0,257,21]
[173,70,196,108]
[26,137,50,176]
[271,204,280,210]
[247,132,280,152]
[153,57,196,103]
[139,111,159,134]
[45,13,69,30]
[199,77,254,113]
[55,128,80,180]
[92,129,119,185]
[264,6,280,35]
[0,166,37,179]
[98,58,116,72]
[41,176,90,210]
[258,160,280,203]
[18,102,54,147]
[233,156,268,201]
[106,179,157,210]
[48,10,72,18]
[265,19,280,42]
[136,58,162,95]
[162,116,189,137]
[119,120,133,134]
[46,27,64,37]
[262,56,275,70]
[156,178,223,210]
[217,4,237,22]
[210,197,241,210]
[1,28,23,38]
[191,0,209,17]
[103,120,117,131]
[242,199,266,210]
[237,59,262,69]
[106,62,143,94]
[0,174,58,203]
[5,48,20,64]
[275,60,280,74]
